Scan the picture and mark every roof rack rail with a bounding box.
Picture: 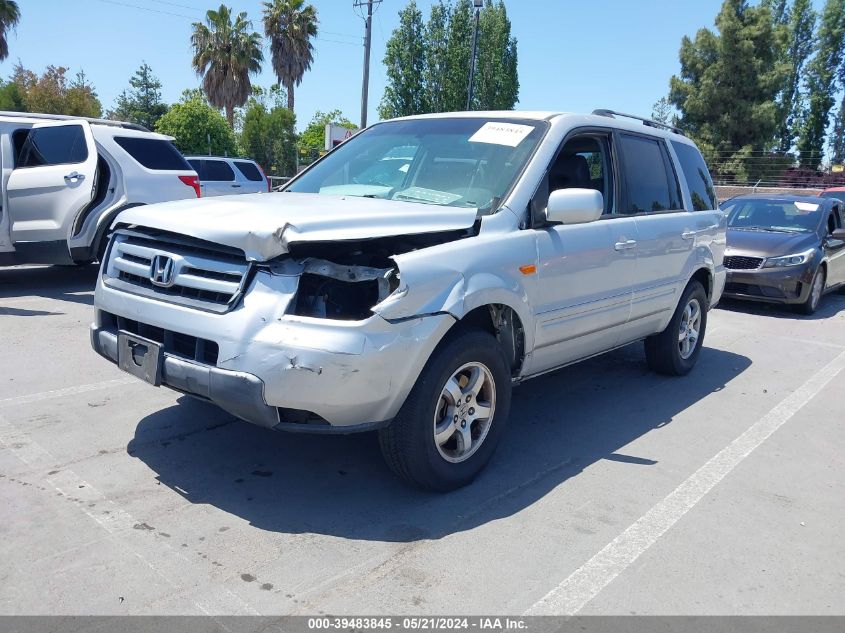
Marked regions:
[591,109,684,136]
[0,110,150,132]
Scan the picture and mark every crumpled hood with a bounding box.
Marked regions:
[113,192,478,261]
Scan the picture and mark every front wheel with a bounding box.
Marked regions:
[378,329,512,491]
[795,266,825,315]
[644,280,708,376]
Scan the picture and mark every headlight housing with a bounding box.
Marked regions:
[763,248,815,268]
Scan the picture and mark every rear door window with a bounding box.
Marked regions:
[187,159,205,179]
[114,137,192,171]
[618,133,681,214]
[17,124,88,167]
[204,160,235,182]
[671,141,718,211]
[233,160,263,182]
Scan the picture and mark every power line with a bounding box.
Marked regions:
[93,0,194,20]
[149,0,203,12]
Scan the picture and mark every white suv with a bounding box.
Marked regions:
[185,156,270,196]
[0,112,200,266]
[92,110,726,490]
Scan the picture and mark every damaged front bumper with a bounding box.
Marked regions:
[92,266,456,432]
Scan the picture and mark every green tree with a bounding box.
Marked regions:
[0,0,20,62]
[299,109,355,152]
[442,0,473,111]
[0,79,25,111]
[240,96,297,176]
[472,0,518,110]
[831,96,845,164]
[155,91,237,156]
[651,96,674,124]
[191,4,263,128]
[11,64,101,116]
[378,1,427,119]
[670,0,786,182]
[773,0,816,153]
[423,1,449,113]
[797,0,845,168]
[109,62,168,130]
[263,0,318,113]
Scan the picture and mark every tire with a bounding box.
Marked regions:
[795,266,825,315]
[378,329,512,491]
[644,280,708,376]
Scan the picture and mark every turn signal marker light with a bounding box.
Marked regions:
[519,264,537,275]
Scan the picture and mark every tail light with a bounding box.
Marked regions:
[179,174,201,198]
[257,164,271,192]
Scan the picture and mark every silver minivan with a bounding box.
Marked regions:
[185,156,269,196]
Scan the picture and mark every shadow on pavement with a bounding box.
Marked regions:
[0,264,99,306]
[717,291,845,321]
[128,342,751,543]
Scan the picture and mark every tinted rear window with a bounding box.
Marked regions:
[18,124,88,167]
[115,137,191,171]
[234,160,263,181]
[204,160,235,182]
[619,134,681,213]
[671,141,718,211]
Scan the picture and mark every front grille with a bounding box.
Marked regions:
[724,255,763,270]
[104,229,251,313]
[101,310,219,365]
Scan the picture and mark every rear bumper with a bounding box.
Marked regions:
[723,264,814,305]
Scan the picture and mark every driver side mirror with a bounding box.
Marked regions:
[545,188,604,225]
[831,228,845,241]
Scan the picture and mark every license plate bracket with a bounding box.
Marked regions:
[118,332,162,386]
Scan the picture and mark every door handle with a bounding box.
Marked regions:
[614,239,637,251]
[64,171,85,183]
[231,184,242,188]
[681,230,696,240]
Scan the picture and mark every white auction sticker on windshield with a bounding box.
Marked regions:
[468,122,534,147]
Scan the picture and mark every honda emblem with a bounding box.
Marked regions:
[150,255,175,287]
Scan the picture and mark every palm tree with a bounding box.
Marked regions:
[263,0,318,112]
[0,0,20,62]
[191,4,263,128]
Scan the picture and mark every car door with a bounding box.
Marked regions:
[203,159,239,196]
[232,160,267,194]
[617,132,695,342]
[529,131,638,375]
[823,203,845,286]
[5,120,98,245]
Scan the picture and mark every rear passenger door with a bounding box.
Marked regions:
[203,159,239,196]
[616,132,694,342]
[5,120,98,245]
[232,160,267,193]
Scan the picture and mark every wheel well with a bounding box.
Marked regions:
[453,304,526,375]
[691,268,712,301]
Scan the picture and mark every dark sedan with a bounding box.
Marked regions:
[721,194,845,314]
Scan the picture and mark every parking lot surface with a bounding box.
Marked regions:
[1,264,844,615]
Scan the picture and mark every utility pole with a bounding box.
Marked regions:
[466,0,483,111]
[354,0,381,129]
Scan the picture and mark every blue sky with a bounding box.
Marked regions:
[0,1,829,131]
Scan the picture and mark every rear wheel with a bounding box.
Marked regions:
[795,266,825,315]
[645,280,708,376]
[378,329,511,491]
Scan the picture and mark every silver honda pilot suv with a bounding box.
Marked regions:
[91,110,726,491]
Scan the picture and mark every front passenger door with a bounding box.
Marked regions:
[529,132,638,375]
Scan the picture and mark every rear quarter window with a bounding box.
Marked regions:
[114,137,192,171]
[233,160,263,182]
[671,141,718,211]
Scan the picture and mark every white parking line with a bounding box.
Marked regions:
[525,347,845,615]
[0,377,137,408]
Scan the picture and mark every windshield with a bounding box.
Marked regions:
[285,118,546,213]
[723,198,822,233]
